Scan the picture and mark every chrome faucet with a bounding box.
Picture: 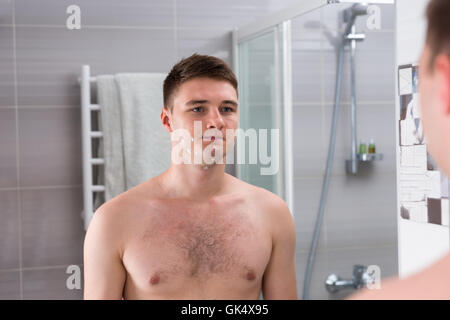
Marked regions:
[325,264,373,293]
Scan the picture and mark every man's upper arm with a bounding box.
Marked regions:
[262,196,297,300]
[83,204,127,299]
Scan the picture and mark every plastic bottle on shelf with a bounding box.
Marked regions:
[368,138,376,154]
[359,140,367,154]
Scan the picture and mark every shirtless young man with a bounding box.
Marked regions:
[83,54,297,300]
[349,0,450,300]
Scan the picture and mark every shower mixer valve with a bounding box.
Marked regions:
[325,264,375,294]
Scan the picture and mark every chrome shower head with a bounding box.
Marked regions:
[344,3,369,22]
[342,3,369,35]
[350,3,370,16]
[343,3,369,37]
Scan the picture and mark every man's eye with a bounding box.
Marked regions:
[222,107,233,112]
[192,106,204,112]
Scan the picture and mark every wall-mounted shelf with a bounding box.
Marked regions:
[357,153,383,162]
[346,153,383,174]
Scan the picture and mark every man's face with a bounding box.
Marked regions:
[162,77,239,165]
[418,44,450,173]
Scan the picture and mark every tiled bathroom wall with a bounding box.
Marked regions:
[291,4,398,299]
[0,0,301,299]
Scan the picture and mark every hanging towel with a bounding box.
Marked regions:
[95,73,171,204]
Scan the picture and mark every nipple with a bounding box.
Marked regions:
[150,274,160,285]
[246,271,256,281]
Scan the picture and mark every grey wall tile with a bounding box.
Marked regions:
[0,270,20,300]
[262,0,302,14]
[292,104,326,178]
[18,107,82,187]
[0,25,15,107]
[15,26,176,107]
[21,187,85,268]
[15,0,174,27]
[0,190,20,270]
[325,174,397,249]
[353,32,395,103]
[177,28,232,66]
[0,109,18,188]
[23,266,83,300]
[292,50,322,103]
[0,0,13,25]
[294,177,328,252]
[176,0,298,29]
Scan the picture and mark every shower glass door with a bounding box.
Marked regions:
[235,24,290,205]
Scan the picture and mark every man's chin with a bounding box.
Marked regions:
[199,161,224,167]
[196,157,228,167]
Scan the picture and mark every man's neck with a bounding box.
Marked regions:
[159,163,228,201]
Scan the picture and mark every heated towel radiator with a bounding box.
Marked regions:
[79,65,104,231]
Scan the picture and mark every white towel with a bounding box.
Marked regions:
[95,73,171,203]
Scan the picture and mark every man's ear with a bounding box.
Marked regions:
[160,107,173,132]
[435,53,450,116]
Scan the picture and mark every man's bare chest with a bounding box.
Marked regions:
[121,196,272,295]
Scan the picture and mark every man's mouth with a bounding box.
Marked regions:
[203,136,223,141]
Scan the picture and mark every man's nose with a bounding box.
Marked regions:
[206,108,225,130]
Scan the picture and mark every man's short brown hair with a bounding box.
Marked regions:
[163,53,238,112]
[425,0,450,68]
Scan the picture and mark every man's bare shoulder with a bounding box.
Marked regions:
[88,178,160,233]
[87,194,130,244]
[230,175,289,211]
[85,178,163,261]
[100,176,161,210]
[228,174,293,227]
